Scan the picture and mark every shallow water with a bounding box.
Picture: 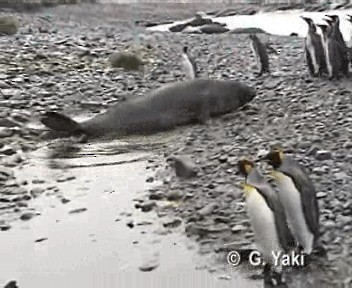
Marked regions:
[0,138,259,288]
[148,8,352,45]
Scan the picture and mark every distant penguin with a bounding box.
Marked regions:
[300,16,326,77]
[181,46,198,80]
[325,15,349,77]
[249,33,269,77]
[318,24,342,80]
[345,15,352,61]
[325,15,344,44]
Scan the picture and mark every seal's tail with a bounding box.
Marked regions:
[41,111,81,133]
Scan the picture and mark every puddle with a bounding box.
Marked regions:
[0,137,259,288]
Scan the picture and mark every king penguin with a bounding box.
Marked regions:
[261,149,320,255]
[325,14,349,77]
[318,23,342,80]
[238,159,295,285]
[300,16,326,77]
[249,33,269,77]
[181,46,198,80]
[345,15,352,62]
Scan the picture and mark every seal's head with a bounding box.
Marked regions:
[231,81,256,105]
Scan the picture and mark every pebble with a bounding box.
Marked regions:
[172,156,198,179]
[136,201,156,212]
[20,212,35,221]
[315,150,333,161]
[198,203,219,217]
[139,258,160,272]
[166,190,183,201]
[69,208,87,214]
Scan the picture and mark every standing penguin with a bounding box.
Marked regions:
[300,16,326,77]
[238,159,296,285]
[181,46,198,80]
[261,149,320,255]
[318,23,342,80]
[345,15,352,62]
[249,34,269,77]
[325,14,349,77]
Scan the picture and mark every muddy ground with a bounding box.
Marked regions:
[0,2,351,288]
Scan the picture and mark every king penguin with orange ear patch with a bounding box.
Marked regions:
[238,159,296,285]
[261,149,320,256]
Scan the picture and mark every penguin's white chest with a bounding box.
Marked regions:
[181,54,195,80]
[245,191,281,263]
[306,36,318,73]
[250,42,260,71]
[275,174,314,254]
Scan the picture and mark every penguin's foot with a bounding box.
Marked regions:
[271,270,286,286]
[312,244,328,257]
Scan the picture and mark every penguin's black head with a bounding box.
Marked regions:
[325,14,339,23]
[324,18,334,27]
[300,16,313,25]
[182,46,188,53]
[237,159,255,177]
[260,149,284,169]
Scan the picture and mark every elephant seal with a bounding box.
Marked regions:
[41,79,255,139]
[199,23,229,34]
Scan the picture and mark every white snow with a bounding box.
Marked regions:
[147,8,352,45]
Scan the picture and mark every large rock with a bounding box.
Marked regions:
[0,16,18,35]
[108,52,144,71]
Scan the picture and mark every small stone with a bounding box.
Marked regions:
[166,190,183,201]
[20,212,35,221]
[315,150,332,161]
[139,256,160,272]
[198,203,218,217]
[172,156,198,179]
[149,191,164,200]
[32,179,45,184]
[136,201,156,212]
[163,218,182,228]
[231,224,247,233]
[316,192,327,199]
[69,208,87,214]
[0,127,14,138]
[30,187,45,198]
[127,220,134,228]
[218,275,231,280]
[35,237,48,243]
[297,141,312,149]
[61,198,70,204]
[0,222,11,231]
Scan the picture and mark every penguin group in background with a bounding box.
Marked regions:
[261,149,321,255]
[300,16,326,77]
[301,14,350,80]
[249,34,270,77]
[238,159,296,285]
[181,46,198,80]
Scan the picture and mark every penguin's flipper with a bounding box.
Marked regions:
[41,111,82,133]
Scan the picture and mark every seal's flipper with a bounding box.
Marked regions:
[41,111,82,133]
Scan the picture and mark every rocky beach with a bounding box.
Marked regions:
[0,2,351,288]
